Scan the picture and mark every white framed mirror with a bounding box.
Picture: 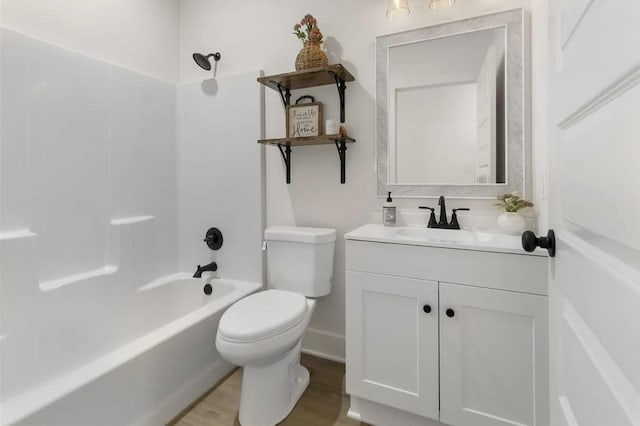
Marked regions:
[376,9,527,198]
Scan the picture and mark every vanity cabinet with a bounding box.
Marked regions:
[346,271,439,419]
[345,236,548,426]
[439,283,547,426]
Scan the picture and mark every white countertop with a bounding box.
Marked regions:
[345,224,546,256]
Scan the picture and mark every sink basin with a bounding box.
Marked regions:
[394,227,494,244]
[345,224,544,256]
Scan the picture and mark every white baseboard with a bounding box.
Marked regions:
[301,328,345,363]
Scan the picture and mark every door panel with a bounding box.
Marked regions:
[548,0,640,424]
[345,271,439,419]
[440,282,548,426]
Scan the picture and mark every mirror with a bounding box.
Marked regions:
[377,9,527,198]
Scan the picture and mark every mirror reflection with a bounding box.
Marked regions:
[388,27,506,185]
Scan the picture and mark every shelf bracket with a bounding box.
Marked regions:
[330,72,347,123]
[273,82,291,107]
[277,144,292,184]
[334,140,347,184]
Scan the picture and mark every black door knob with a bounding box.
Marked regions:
[522,229,556,257]
[446,308,455,318]
[423,305,432,314]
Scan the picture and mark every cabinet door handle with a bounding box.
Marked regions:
[423,304,432,314]
[445,308,455,318]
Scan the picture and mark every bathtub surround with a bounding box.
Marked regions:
[177,71,265,285]
[0,0,180,83]
[0,27,264,425]
[0,27,178,290]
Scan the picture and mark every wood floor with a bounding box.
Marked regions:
[170,354,366,426]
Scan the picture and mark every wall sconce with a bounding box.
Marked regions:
[386,0,410,18]
[428,0,455,11]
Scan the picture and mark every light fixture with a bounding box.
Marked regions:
[428,0,455,11]
[386,0,410,18]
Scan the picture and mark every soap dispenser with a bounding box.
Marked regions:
[383,191,397,226]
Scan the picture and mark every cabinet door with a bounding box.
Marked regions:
[346,271,439,419]
[439,283,548,426]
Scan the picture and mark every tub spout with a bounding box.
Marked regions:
[193,261,217,278]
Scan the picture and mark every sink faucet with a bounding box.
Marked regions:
[419,196,470,230]
[193,261,217,278]
[437,196,448,226]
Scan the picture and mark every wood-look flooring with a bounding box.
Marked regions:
[169,354,366,426]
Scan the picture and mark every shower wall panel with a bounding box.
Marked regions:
[0,27,178,288]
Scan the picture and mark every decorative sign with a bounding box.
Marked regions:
[286,103,323,138]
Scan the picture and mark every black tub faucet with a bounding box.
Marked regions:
[193,261,217,278]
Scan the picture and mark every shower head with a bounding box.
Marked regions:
[192,52,221,71]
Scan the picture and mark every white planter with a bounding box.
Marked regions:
[497,212,526,234]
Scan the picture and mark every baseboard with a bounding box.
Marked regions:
[138,358,234,426]
[301,328,345,363]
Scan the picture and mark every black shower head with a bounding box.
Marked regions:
[193,52,221,71]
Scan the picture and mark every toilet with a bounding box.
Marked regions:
[215,226,336,426]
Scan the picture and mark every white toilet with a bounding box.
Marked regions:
[215,226,336,426]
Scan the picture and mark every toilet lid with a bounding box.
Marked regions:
[218,290,308,343]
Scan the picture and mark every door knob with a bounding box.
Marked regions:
[521,230,556,257]
[423,304,432,314]
[445,308,455,318]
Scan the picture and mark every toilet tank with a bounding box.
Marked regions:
[264,226,336,297]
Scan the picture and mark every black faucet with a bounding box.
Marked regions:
[437,196,448,226]
[419,196,470,230]
[193,261,217,278]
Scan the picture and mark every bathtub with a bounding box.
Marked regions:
[0,273,260,426]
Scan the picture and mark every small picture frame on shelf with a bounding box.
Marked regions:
[286,102,323,138]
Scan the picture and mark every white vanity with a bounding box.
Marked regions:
[344,224,548,426]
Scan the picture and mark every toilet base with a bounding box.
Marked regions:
[238,340,309,426]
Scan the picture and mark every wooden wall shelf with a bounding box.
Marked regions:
[257,64,356,184]
[257,65,354,92]
[257,134,355,147]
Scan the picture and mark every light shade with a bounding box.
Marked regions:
[428,0,455,11]
[386,0,410,18]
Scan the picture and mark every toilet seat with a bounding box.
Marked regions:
[218,289,307,343]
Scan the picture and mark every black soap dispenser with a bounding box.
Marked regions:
[383,191,396,226]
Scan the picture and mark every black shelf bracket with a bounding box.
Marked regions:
[273,82,291,107]
[277,144,292,184]
[334,140,347,184]
[330,72,347,123]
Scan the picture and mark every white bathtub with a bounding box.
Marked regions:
[0,274,260,426]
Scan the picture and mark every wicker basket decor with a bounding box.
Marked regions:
[295,41,328,70]
[293,14,329,71]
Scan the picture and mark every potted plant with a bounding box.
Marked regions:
[495,192,533,234]
[292,14,328,70]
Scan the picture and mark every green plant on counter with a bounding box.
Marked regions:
[495,192,534,213]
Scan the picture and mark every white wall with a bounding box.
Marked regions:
[0,0,180,82]
[179,0,545,360]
